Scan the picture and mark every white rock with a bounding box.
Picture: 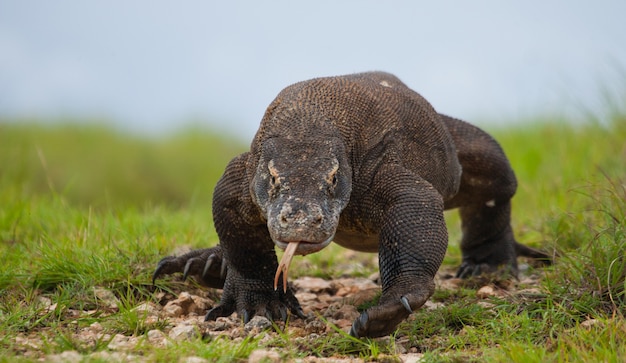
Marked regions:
[169,324,198,341]
[89,322,104,333]
[190,295,213,312]
[581,318,604,329]
[248,349,281,363]
[163,302,184,317]
[476,285,506,298]
[295,292,318,303]
[147,329,168,346]
[36,296,53,309]
[181,356,209,363]
[47,350,82,363]
[89,351,144,362]
[423,300,444,310]
[14,335,41,350]
[334,277,378,291]
[401,353,425,363]
[107,334,134,351]
[93,287,120,311]
[477,301,496,309]
[244,316,272,334]
[293,277,333,293]
[133,302,159,315]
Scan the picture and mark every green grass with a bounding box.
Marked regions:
[0,109,624,362]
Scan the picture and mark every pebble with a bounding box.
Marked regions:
[147,329,168,346]
[329,304,358,321]
[401,353,425,363]
[476,285,507,298]
[305,319,327,334]
[245,316,273,334]
[423,300,444,310]
[248,349,281,363]
[93,287,120,311]
[89,322,104,333]
[15,335,40,350]
[438,277,464,290]
[47,350,82,363]
[477,301,496,309]
[580,318,604,329]
[334,277,379,291]
[515,288,545,298]
[163,302,184,317]
[36,296,53,310]
[295,292,319,303]
[293,277,333,293]
[89,351,143,362]
[108,334,139,350]
[133,302,159,315]
[169,324,199,341]
[181,357,209,363]
[210,317,237,331]
[163,292,215,318]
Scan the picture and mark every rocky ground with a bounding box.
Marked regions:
[11,261,545,363]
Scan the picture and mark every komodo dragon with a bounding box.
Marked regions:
[153,71,549,338]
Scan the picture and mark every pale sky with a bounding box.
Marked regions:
[1,1,625,140]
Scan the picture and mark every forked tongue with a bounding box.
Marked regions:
[274,242,300,293]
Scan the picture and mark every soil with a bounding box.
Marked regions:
[13,263,544,363]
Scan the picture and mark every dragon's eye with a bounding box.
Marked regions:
[332,174,338,187]
[268,160,279,188]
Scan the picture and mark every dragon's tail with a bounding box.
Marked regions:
[515,242,555,265]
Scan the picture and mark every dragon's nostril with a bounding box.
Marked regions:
[277,202,325,229]
[279,212,289,227]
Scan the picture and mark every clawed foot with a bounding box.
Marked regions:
[349,300,410,338]
[455,260,516,279]
[204,274,307,324]
[152,246,308,326]
[152,246,226,288]
[349,283,433,338]
[455,241,552,279]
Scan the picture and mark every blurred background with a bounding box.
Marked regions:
[1,0,625,140]
[1,1,625,209]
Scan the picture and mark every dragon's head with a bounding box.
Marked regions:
[252,136,352,258]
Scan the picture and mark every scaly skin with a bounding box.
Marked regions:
[153,72,550,338]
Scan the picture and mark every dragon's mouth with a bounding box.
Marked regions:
[273,238,333,293]
[274,239,330,255]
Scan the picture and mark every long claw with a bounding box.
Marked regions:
[472,265,482,277]
[349,312,369,338]
[294,307,307,319]
[152,256,175,285]
[400,296,412,314]
[152,267,161,286]
[203,254,216,279]
[182,258,195,281]
[456,262,473,279]
[152,273,159,286]
[220,257,227,278]
[274,242,300,293]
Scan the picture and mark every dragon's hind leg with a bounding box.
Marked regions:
[441,114,551,278]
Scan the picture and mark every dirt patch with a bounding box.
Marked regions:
[12,264,544,362]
